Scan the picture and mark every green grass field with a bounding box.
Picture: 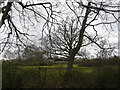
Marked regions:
[20,64,77,68]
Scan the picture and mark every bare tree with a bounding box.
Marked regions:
[21,44,45,60]
[96,38,115,59]
[42,0,119,72]
[42,17,94,58]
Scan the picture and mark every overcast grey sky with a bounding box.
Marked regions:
[0,0,119,59]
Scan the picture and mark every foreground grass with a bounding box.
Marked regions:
[3,61,119,88]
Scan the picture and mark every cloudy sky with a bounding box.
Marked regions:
[0,0,119,59]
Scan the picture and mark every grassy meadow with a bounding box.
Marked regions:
[2,57,120,88]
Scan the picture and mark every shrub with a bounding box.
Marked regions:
[94,65,118,88]
[77,57,120,67]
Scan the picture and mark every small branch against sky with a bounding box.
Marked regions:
[118,1,120,57]
[0,0,55,53]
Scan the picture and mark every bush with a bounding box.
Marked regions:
[60,69,97,88]
[95,66,119,88]
[77,57,120,67]
[2,61,22,88]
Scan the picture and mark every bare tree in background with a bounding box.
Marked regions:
[42,17,95,59]
[21,44,45,60]
[96,38,115,59]
[42,0,119,72]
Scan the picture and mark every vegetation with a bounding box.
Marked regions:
[1,0,119,88]
[2,57,120,88]
[76,57,120,67]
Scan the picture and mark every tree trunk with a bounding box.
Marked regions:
[66,56,74,72]
[66,2,91,73]
[66,49,76,72]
